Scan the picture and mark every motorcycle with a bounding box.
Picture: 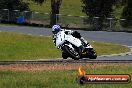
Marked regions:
[55,30,97,60]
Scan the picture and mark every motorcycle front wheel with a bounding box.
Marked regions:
[87,49,97,59]
[63,45,80,60]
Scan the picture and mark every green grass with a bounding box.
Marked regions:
[22,0,130,29]
[23,0,86,26]
[0,32,61,61]
[91,41,130,55]
[0,32,130,61]
[60,0,85,16]
[0,66,132,88]
[22,0,132,30]
[23,0,85,16]
[23,0,124,18]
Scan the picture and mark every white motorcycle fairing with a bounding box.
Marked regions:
[56,31,82,48]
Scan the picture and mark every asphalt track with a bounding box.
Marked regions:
[0,25,132,63]
[0,59,132,65]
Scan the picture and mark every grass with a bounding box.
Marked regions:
[0,32,61,61]
[0,24,20,26]
[23,0,126,19]
[22,0,132,30]
[23,0,86,26]
[91,41,130,55]
[0,32,130,61]
[23,0,85,16]
[0,65,132,88]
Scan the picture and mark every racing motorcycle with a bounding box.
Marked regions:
[55,30,97,60]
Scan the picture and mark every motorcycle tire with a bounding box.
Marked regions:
[63,46,80,60]
[88,49,97,59]
[62,52,68,59]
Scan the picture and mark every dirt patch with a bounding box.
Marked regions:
[0,63,132,72]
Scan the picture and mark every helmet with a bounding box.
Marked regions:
[52,25,61,34]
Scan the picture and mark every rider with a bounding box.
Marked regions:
[52,24,88,47]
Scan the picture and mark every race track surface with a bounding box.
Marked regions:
[0,25,132,60]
